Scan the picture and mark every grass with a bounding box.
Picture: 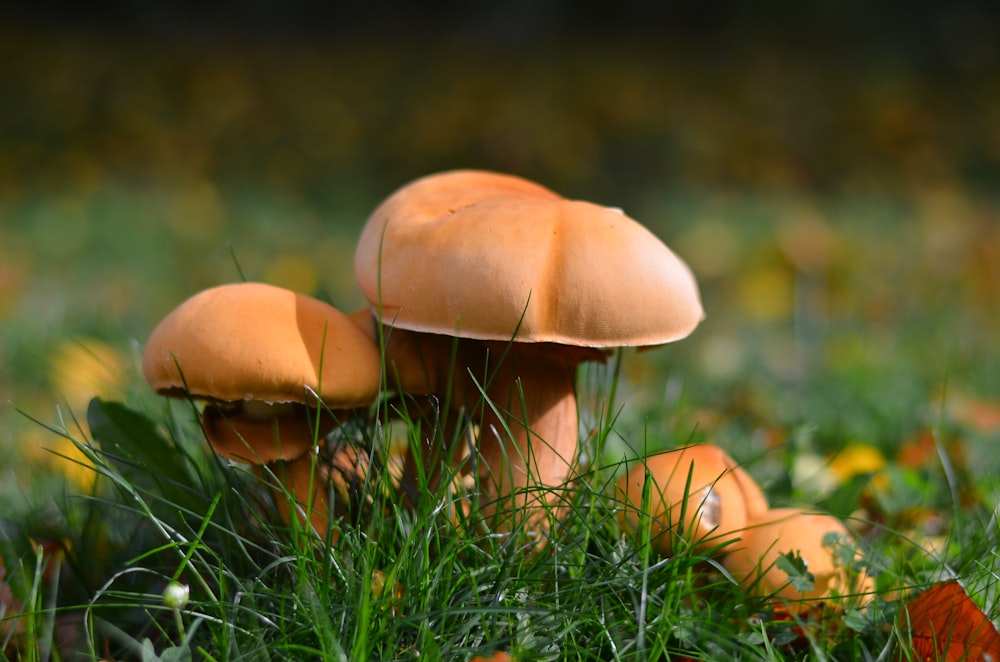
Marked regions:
[3,335,995,660]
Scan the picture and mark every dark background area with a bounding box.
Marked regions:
[7,0,1000,47]
[3,1,999,201]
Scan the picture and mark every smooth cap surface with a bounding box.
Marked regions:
[616,444,768,556]
[355,170,704,348]
[722,507,873,601]
[143,282,381,406]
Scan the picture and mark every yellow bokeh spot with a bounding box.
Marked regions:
[45,337,125,489]
[18,425,97,492]
[827,444,886,481]
[42,434,98,492]
[48,337,124,412]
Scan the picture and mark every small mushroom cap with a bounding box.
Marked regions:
[354,170,704,348]
[616,444,767,556]
[143,282,381,407]
[722,507,874,601]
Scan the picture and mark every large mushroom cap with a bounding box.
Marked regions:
[354,169,704,348]
[143,282,381,407]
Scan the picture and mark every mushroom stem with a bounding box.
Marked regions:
[381,330,586,528]
[350,308,598,532]
[268,453,331,537]
[474,344,582,529]
[267,442,370,541]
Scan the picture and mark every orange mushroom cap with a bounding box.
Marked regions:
[722,507,873,602]
[143,282,382,461]
[354,169,704,349]
[144,282,381,406]
[616,444,768,556]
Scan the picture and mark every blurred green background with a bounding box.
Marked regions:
[2,3,999,502]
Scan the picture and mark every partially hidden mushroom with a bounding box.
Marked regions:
[353,170,704,533]
[616,444,768,556]
[722,507,873,602]
[142,282,382,537]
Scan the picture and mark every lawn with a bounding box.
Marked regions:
[2,11,999,660]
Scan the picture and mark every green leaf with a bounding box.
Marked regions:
[816,473,872,520]
[775,551,815,593]
[842,608,869,632]
[141,638,158,662]
[86,398,201,511]
[160,645,194,662]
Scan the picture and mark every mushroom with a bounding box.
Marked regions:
[722,507,873,602]
[142,282,382,536]
[353,170,704,531]
[615,444,768,556]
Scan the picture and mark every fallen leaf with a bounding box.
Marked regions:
[898,580,1000,661]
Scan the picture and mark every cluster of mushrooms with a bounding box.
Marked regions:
[142,169,868,601]
[616,444,872,601]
